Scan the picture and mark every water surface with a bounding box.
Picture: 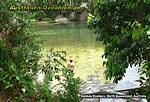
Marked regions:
[32,21,110,83]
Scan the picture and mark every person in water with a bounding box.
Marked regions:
[67,59,74,72]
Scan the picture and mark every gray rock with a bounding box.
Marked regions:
[80,11,88,21]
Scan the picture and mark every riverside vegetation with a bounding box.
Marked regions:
[0,0,81,102]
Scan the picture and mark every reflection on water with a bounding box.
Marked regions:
[32,21,110,83]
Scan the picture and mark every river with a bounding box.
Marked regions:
[31,21,110,83]
[31,21,145,102]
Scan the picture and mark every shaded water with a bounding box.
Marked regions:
[32,21,110,83]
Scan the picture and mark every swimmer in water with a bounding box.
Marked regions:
[67,59,74,72]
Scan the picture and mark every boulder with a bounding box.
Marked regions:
[80,11,88,21]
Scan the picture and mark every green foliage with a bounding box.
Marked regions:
[35,83,52,102]
[61,68,81,102]
[1,0,40,100]
[1,0,81,101]
[88,0,150,83]
[41,49,66,84]
[33,49,66,102]
[88,0,150,100]
[50,68,81,102]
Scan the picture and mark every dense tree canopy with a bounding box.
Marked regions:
[88,0,150,100]
[88,0,150,83]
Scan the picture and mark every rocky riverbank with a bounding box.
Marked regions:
[79,66,147,102]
